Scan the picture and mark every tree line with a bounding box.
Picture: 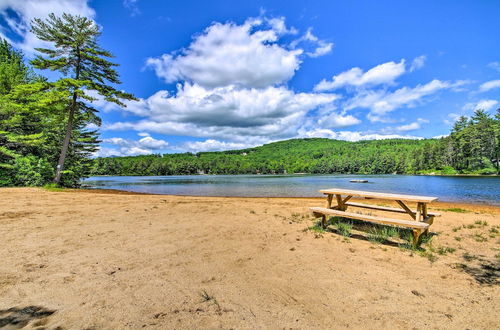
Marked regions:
[92,112,500,177]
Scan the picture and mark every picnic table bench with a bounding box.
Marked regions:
[310,188,441,246]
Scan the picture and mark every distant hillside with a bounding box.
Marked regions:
[92,110,499,176]
[91,138,440,175]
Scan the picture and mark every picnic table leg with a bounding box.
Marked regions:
[326,194,333,209]
[321,214,327,229]
[412,229,423,247]
[416,202,423,222]
[335,194,347,211]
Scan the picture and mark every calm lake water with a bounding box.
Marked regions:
[83,174,500,205]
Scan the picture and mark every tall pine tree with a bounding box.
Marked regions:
[30,13,136,185]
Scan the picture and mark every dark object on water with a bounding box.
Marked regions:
[350,179,369,183]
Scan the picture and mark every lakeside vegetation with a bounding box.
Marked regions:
[92,109,500,177]
[0,14,133,187]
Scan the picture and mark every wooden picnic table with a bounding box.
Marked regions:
[310,188,440,246]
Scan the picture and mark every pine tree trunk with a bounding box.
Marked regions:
[53,93,77,184]
[53,47,81,185]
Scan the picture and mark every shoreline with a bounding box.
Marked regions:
[72,187,500,210]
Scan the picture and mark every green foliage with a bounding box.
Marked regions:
[91,109,500,176]
[0,34,112,187]
[29,13,135,185]
[10,156,53,186]
[335,221,353,237]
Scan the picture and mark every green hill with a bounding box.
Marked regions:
[92,109,500,176]
[90,138,444,175]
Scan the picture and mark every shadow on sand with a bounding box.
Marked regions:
[0,306,56,329]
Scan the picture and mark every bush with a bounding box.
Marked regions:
[11,156,53,186]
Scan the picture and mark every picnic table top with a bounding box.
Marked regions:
[319,188,438,203]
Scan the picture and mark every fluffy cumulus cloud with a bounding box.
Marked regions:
[345,79,465,122]
[105,83,340,143]
[115,83,338,128]
[146,17,332,89]
[96,133,169,156]
[314,59,406,91]
[462,99,499,112]
[0,0,95,54]
[478,80,500,93]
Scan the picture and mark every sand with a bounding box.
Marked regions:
[0,187,499,329]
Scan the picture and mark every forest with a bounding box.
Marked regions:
[92,111,500,177]
[0,14,499,187]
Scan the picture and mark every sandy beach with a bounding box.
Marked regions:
[0,187,498,329]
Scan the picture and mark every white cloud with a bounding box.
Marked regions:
[298,128,422,142]
[146,17,332,89]
[462,99,498,112]
[410,55,426,72]
[0,0,95,54]
[104,83,339,142]
[292,28,333,58]
[314,59,406,91]
[316,113,361,128]
[146,17,305,88]
[444,113,461,125]
[345,79,463,122]
[123,0,140,16]
[488,62,500,72]
[179,139,254,153]
[478,80,500,93]
[394,118,429,132]
[97,133,169,156]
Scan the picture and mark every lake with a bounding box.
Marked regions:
[82,174,500,205]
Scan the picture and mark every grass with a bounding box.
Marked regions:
[472,233,487,242]
[419,250,438,263]
[439,207,469,213]
[310,214,438,254]
[335,221,353,237]
[200,290,221,312]
[43,183,65,192]
[304,221,326,238]
[474,220,488,227]
[436,246,456,255]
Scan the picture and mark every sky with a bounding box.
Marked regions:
[0,0,499,156]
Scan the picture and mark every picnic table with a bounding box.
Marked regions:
[310,188,440,246]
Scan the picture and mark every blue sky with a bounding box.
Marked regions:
[1,0,499,156]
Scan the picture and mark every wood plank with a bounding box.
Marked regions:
[396,200,416,220]
[344,202,441,217]
[310,207,429,229]
[342,195,353,204]
[416,203,423,222]
[335,194,345,211]
[326,194,333,208]
[320,188,438,203]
